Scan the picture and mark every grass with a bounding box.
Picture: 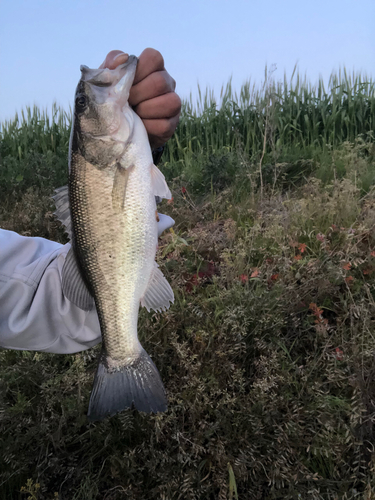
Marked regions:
[0,69,375,499]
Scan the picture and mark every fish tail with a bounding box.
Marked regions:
[87,348,167,422]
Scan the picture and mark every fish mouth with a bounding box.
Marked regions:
[113,55,138,97]
[80,55,138,90]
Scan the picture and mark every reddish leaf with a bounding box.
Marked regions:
[299,243,307,253]
[294,255,302,261]
[240,274,248,283]
[334,347,344,361]
[271,273,279,281]
[371,251,375,257]
[345,276,354,284]
[309,303,323,317]
[250,268,259,278]
[342,262,351,271]
[181,186,187,194]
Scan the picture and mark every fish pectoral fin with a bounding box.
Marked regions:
[62,246,95,311]
[112,163,133,213]
[141,263,174,313]
[151,163,172,200]
[52,185,72,240]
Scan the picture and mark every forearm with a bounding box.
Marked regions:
[0,229,101,354]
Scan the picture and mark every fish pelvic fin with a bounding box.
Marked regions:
[87,348,167,422]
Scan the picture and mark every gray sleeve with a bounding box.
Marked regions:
[0,229,101,354]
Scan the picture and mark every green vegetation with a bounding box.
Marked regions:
[1,69,375,499]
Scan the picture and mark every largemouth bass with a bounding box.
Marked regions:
[54,55,174,421]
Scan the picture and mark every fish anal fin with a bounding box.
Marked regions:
[151,164,172,200]
[52,185,72,240]
[141,263,174,313]
[112,163,133,213]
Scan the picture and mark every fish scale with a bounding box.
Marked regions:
[55,55,174,421]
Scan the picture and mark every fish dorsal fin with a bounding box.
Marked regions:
[112,163,134,213]
[141,263,174,313]
[52,185,72,240]
[151,164,172,200]
[62,246,94,311]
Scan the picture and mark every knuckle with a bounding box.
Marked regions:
[169,93,182,115]
[159,119,172,138]
[153,72,170,95]
[153,120,173,143]
[143,48,164,69]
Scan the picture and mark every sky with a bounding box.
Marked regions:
[0,0,374,122]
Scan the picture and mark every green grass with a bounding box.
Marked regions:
[0,69,375,499]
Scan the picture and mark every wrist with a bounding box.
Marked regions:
[152,146,165,166]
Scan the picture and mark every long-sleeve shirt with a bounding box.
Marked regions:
[0,229,102,354]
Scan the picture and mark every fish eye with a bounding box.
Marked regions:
[76,94,87,110]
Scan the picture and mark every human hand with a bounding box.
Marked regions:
[99,48,181,149]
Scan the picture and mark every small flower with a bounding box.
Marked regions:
[342,262,351,271]
[299,243,307,253]
[271,273,279,281]
[181,186,187,194]
[345,276,354,284]
[316,233,325,242]
[294,254,302,261]
[240,274,248,283]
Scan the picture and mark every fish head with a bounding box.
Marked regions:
[70,55,138,169]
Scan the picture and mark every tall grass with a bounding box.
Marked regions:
[165,68,375,164]
[1,69,374,200]
[0,103,71,158]
[1,68,374,171]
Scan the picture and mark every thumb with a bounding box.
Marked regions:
[99,50,129,70]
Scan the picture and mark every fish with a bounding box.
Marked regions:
[53,55,174,421]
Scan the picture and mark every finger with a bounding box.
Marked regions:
[133,48,165,85]
[134,93,181,120]
[99,50,129,69]
[144,114,180,148]
[129,71,176,107]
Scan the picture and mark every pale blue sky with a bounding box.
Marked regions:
[0,0,374,121]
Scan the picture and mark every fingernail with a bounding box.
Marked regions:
[113,52,129,64]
